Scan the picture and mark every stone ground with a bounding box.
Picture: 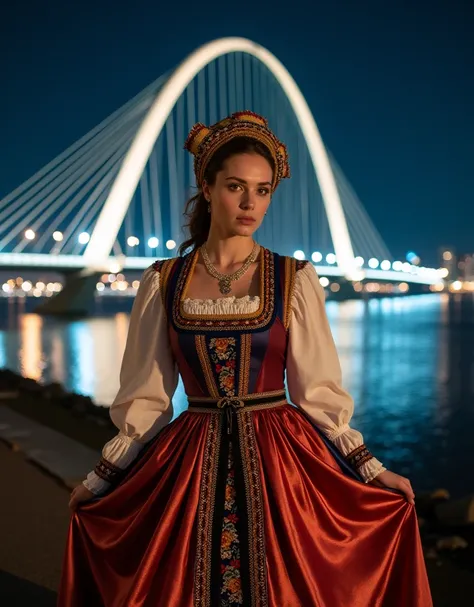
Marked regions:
[0,396,473,606]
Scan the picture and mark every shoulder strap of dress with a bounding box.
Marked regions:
[281,256,309,330]
[152,258,180,307]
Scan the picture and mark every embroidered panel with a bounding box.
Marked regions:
[195,335,220,398]
[220,441,243,606]
[208,337,237,397]
[194,414,222,607]
[237,411,268,607]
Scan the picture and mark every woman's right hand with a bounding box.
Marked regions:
[69,483,94,510]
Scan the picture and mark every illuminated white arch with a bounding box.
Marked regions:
[83,37,357,277]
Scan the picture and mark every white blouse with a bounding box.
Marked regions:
[83,262,385,495]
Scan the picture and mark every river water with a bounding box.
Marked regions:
[0,293,473,496]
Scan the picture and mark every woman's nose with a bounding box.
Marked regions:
[240,191,255,209]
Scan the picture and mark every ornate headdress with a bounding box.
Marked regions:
[184,111,290,191]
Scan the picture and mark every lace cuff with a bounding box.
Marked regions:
[331,427,386,483]
[83,471,111,495]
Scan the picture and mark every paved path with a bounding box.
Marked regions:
[0,406,101,605]
[0,406,100,489]
[0,440,69,605]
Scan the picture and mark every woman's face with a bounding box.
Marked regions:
[203,153,273,238]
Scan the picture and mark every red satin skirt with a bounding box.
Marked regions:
[58,404,432,606]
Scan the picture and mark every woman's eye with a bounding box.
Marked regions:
[258,188,270,196]
[228,183,241,191]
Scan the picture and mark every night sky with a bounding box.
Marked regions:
[1,0,472,266]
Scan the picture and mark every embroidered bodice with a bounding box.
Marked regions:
[84,248,385,494]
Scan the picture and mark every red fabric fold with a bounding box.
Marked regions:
[58,412,210,607]
[59,406,432,607]
[254,405,432,607]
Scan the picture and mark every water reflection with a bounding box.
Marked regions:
[0,293,473,496]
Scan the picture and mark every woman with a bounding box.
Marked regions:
[59,111,432,606]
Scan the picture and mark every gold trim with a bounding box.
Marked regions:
[193,413,221,607]
[283,257,296,330]
[195,335,220,397]
[239,334,252,396]
[152,257,178,309]
[180,247,200,304]
[238,411,269,606]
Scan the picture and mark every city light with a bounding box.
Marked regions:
[319,276,329,287]
[21,281,32,292]
[380,260,391,271]
[442,251,453,261]
[326,253,336,264]
[293,250,305,260]
[368,258,379,269]
[311,251,322,263]
[365,282,380,293]
[166,239,176,250]
[25,229,35,240]
[354,256,364,267]
[392,261,403,271]
[148,237,159,248]
[109,262,122,273]
[406,251,420,265]
[53,231,63,242]
[78,232,90,244]
[127,236,140,247]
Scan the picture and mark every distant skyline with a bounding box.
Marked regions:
[1,0,472,266]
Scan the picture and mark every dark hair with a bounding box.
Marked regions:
[178,137,275,256]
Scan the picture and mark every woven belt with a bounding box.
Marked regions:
[187,389,288,434]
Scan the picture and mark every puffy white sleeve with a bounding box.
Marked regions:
[286,262,385,483]
[83,263,179,495]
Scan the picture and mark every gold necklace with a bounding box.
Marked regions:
[200,242,259,295]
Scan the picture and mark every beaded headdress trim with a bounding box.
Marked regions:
[184,111,290,191]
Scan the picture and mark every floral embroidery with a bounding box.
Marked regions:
[209,337,237,397]
[220,441,243,605]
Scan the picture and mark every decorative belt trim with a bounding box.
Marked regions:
[187,389,288,434]
[345,444,374,470]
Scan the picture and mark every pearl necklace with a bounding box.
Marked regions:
[200,242,259,295]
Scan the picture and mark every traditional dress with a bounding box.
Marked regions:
[58,247,432,607]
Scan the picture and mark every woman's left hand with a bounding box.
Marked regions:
[371,470,415,505]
